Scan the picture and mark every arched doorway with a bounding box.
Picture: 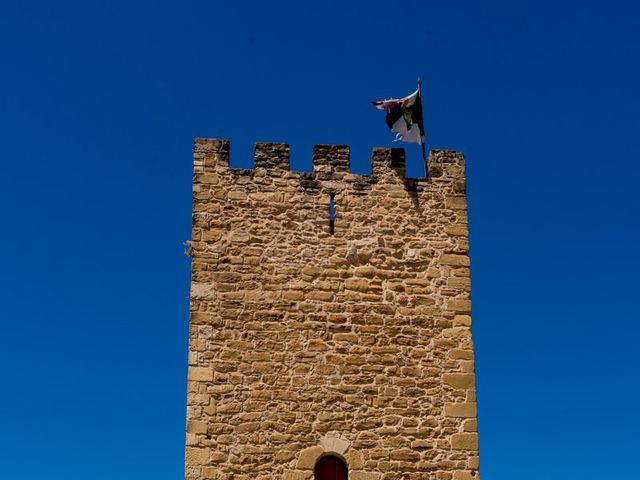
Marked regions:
[314,455,348,480]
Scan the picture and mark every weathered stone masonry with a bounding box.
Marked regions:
[185,138,479,480]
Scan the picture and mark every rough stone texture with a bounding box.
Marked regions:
[185,139,480,479]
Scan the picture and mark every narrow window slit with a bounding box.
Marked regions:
[329,194,335,235]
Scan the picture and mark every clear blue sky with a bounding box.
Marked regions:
[1,1,638,478]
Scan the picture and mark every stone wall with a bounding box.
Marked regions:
[185,138,479,480]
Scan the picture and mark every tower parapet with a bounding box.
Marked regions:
[186,138,478,480]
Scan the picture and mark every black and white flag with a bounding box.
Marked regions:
[372,88,425,145]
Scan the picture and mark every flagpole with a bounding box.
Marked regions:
[418,77,428,177]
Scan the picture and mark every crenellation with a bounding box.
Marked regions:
[371,147,406,179]
[312,144,350,180]
[427,150,466,193]
[254,142,290,171]
[185,138,480,480]
[194,137,229,172]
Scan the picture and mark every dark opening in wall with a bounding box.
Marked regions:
[314,455,348,480]
[329,194,335,235]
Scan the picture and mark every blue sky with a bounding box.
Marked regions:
[1,1,639,478]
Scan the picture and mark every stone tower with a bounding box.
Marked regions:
[185,139,479,480]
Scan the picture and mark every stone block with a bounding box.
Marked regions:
[463,419,478,432]
[188,367,213,382]
[346,447,364,469]
[451,433,479,451]
[307,291,334,301]
[453,315,472,326]
[185,447,210,465]
[390,448,420,461]
[445,224,468,236]
[450,349,474,360]
[443,373,475,389]
[284,472,312,480]
[442,327,471,338]
[201,467,219,479]
[227,190,248,201]
[344,278,371,292]
[449,299,472,314]
[446,196,467,210]
[444,403,477,418]
[440,254,470,266]
[351,472,382,480]
[296,446,324,469]
[453,472,473,480]
[185,433,198,446]
[333,333,359,343]
[187,420,208,434]
[320,436,351,455]
[411,439,433,450]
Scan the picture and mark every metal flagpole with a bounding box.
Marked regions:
[418,77,428,177]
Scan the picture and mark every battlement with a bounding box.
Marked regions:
[193,138,466,194]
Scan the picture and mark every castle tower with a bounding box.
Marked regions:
[185,139,479,480]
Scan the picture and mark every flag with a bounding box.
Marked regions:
[372,88,424,145]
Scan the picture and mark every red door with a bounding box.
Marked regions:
[314,456,348,480]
